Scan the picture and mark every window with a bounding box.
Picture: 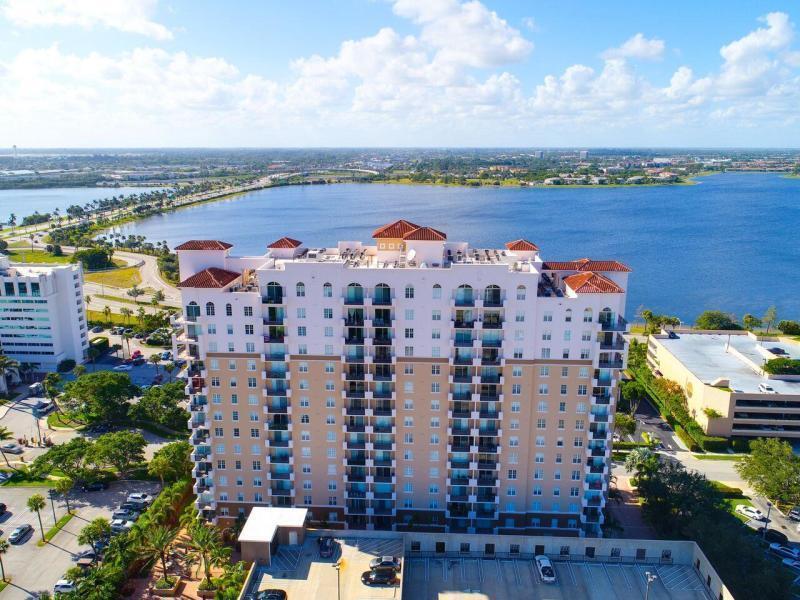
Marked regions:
[583,308,593,323]
[516,285,526,300]
[512,384,521,395]
[537,401,548,412]
[538,384,549,395]
[560,384,568,395]
[323,282,332,297]
[244,306,253,316]
[225,303,232,317]
[432,284,442,299]
[297,326,307,337]
[537,418,546,429]
[541,348,551,359]
[542,331,552,341]
[563,330,571,341]
[432,309,441,321]
[543,311,553,322]
[508,469,517,480]
[405,309,415,320]
[324,326,333,337]
[323,308,333,319]
[512,366,522,377]
[405,285,414,299]
[431,382,440,393]
[301,414,310,424]
[205,302,215,316]
[404,328,414,339]
[296,307,306,318]
[565,309,572,322]
[432,328,441,339]
[431,364,441,375]
[511,401,521,413]
[296,282,306,297]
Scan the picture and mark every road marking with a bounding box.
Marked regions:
[512,559,522,585]
[565,562,577,585]
[529,559,541,584]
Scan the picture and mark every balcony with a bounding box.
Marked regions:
[267,471,293,481]
[373,440,395,451]
[453,319,475,329]
[600,316,628,332]
[373,337,393,346]
[373,423,394,434]
[482,319,503,330]
[266,403,289,414]
[476,476,498,487]
[268,438,291,448]
[271,488,294,497]
[262,294,284,305]
[264,334,285,343]
[345,440,366,450]
[598,359,624,369]
[448,407,471,419]
[344,370,365,381]
[447,475,470,486]
[374,474,395,484]
[345,317,365,327]
[481,338,503,348]
[373,456,394,467]
[343,404,367,416]
[373,490,396,501]
[268,454,291,464]
[345,336,366,345]
[344,422,366,433]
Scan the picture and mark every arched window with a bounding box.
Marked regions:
[599,307,613,327]
[225,303,232,316]
[301,414,310,424]
[323,282,332,298]
[186,301,200,319]
[516,285,526,301]
[583,308,593,323]
[296,282,305,297]
[565,308,573,322]
[483,284,501,306]
[456,284,474,306]
[205,302,215,316]
[432,284,442,299]
[405,284,415,299]
[346,283,364,304]
[374,283,391,305]
[265,282,283,304]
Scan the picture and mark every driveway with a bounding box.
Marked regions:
[0,481,159,599]
[631,398,683,451]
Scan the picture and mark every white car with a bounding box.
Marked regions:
[535,555,557,584]
[110,519,134,534]
[735,505,766,521]
[126,492,152,504]
[0,442,24,454]
[54,579,76,593]
[759,383,778,393]
[111,509,139,521]
[113,364,133,371]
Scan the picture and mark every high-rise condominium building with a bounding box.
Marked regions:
[0,257,89,374]
[175,220,630,537]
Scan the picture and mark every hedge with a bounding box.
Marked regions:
[730,438,751,453]
[614,441,651,451]
[710,481,745,498]
[675,424,700,452]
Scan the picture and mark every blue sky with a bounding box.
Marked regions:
[0,0,798,147]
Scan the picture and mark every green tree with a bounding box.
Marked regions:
[735,437,800,506]
[31,437,93,481]
[71,247,114,271]
[78,517,111,555]
[0,354,19,394]
[624,447,658,479]
[149,353,161,374]
[0,425,15,469]
[163,362,176,382]
[763,305,778,333]
[138,526,177,585]
[72,364,86,378]
[126,285,144,305]
[778,320,800,335]
[130,382,189,431]
[61,371,135,424]
[694,310,740,330]
[614,413,636,437]
[120,307,133,324]
[103,305,112,323]
[619,380,645,414]
[90,431,146,478]
[0,537,8,582]
[43,373,61,412]
[54,477,74,514]
[153,290,165,303]
[148,441,192,486]
[187,521,230,590]
[27,494,47,542]
[742,314,763,331]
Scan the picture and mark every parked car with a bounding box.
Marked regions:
[361,569,397,586]
[82,481,109,492]
[132,357,146,366]
[769,543,800,560]
[735,505,766,521]
[34,399,56,416]
[0,472,10,483]
[112,509,139,521]
[9,524,33,543]
[90,326,104,333]
[255,591,287,600]
[0,502,6,515]
[54,580,76,594]
[318,536,336,558]
[369,556,401,572]
[789,506,800,521]
[759,383,778,394]
[161,351,172,360]
[74,549,99,562]
[113,364,133,372]
[783,558,800,572]
[121,500,148,512]
[127,492,152,504]
[535,555,557,584]
[1,442,24,454]
[758,527,789,544]
[110,519,134,534]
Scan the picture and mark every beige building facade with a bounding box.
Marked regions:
[175,221,630,537]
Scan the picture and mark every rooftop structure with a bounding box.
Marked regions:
[175,220,630,538]
[648,331,800,438]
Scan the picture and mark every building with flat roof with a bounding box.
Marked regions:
[0,257,88,380]
[647,331,800,438]
[175,220,630,538]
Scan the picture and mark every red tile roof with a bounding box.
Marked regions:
[505,239,539,252]
[563,272,624,294]
[179,267,240,289]
[542,258,632,272]
[372,219,422,239]
[174,240,233,251]
[268,237,303,249]
[403,226,447,241]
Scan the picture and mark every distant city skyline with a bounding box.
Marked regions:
[0,0,798,147]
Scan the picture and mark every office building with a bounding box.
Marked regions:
[0,257,89,379]
[175,220,630,537]
[647,331,800,439]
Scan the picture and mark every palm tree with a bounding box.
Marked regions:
[43,372,61,414]
[137,307,146,326]
[624,447,659,482]
[0,537,8,582]
[103,305,112,323]
[188,521,230,590]
[149,354,161,374]
[163,362,176,382]
[78,518,111,555]
[0,355,19,395]
[54,477,74,514]
[84,294,92,307]
[27,494,47,542]
[127,286,144,305]
[0,426,15,469]
[120,307,133,324]
[121,332,132,358]
[138,526,177,584]
[73,364,86,378]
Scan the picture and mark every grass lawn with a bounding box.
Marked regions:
[84,265,142,288]
[94,292,169,309]
[47,412,86,429]
[0,469,61,487]
[86,309,136,326]
[726,497,756,523]
[5,248,71,264]
[37,512,74,546]
[0,581,7,592]
[693,454,744,461]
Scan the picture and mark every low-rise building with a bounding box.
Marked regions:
[647,331,800,439]
[0,257,89,381]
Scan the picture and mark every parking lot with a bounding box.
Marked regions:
[244,535,404,600]
[0,480,159,599]
[402,556,713,600]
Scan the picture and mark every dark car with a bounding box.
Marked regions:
[362,569,397,586]
[758,527,789,544]
[0,502,6,515]
[789,506,800,521]
[369,556,401,572]
[318,536,336,558]
[255,590,287,600]
[132,357,146,366]
[82,481,109,492]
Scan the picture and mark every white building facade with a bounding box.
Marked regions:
[175,221,630,537]
[0,257,89,373]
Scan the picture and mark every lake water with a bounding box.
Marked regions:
[114,173,800,322]
[0,186,160,223]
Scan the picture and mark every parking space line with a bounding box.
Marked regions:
[529,559,541,584]
[477,558,483,584]
[425,557,430,582]
[461,557,466,580]
[566,562,577,585]
[601,562,614,587]
[583,563,593,581]
[512,559,522,585]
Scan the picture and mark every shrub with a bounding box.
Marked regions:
[778,320,800,335]
[675,425,700,452]
[710,481,745,498]
[613,441,650,450]
[731,438,751,453]
[763,358,800,375]
[694,310,741,330]
[698,436,728,453]
[57,359,76,373]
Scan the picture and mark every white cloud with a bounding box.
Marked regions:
[602,33,665,61]
[1,0,173,40]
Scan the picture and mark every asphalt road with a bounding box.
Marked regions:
[0,481,159,599]
[624,398,683,451]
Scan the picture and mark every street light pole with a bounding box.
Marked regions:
[763,502,773,540]
[644,571,658,600]
[332,559,342,600]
